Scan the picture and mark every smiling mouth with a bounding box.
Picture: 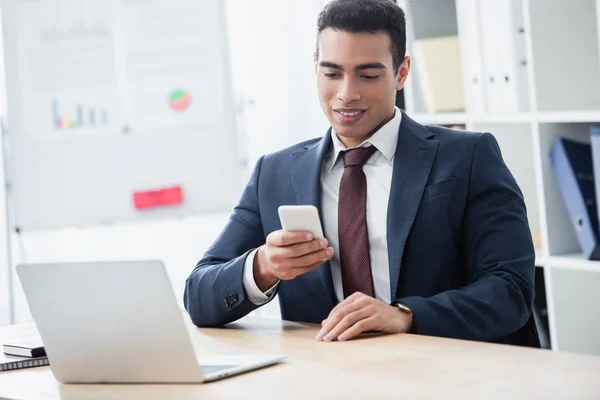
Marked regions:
[336,110,364,116]
[334,109,366,123]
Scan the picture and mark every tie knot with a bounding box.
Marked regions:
[342,146,377,167]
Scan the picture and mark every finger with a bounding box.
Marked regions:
[289,255,333,275]
[317,298,365,340]
[338,316,377,341]
[267,230,314,247]
[321,308,371,342]
[318,294,371,338]
[288,247,334,268]
[269,245,332,268]
[321,293,369,327]
[269,247,333,281]
[282,238,328,258]
[328,291,365,316]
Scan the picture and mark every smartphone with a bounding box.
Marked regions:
[277,205,325,239]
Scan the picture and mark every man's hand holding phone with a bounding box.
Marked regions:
[254,231,334,292]
[253,206,333,292]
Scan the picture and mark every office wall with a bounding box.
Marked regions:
[226,0,329,171]
[1,0,330,325]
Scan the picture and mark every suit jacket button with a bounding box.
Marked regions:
[232,293,238,303]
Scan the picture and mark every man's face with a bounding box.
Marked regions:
[315,28,409,147]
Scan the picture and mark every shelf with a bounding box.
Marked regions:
[401,0,600,357]
[411,112,468,125]
[542,254,600,273]
[412,112,533,125]
[410,111,600,125]
[536,110,600,123]
[470,113,534,124]
[535,251,546,266]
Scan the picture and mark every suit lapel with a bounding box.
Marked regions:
[289,130,337,307]
[289,131,331,210]
[387,112,439,300]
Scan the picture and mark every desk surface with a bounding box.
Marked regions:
[1,316,600,399]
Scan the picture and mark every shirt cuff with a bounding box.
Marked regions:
[243,248,279,304]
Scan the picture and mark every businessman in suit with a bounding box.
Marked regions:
[184,0,540,346]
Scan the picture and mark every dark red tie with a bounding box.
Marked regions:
[338,146,377,298]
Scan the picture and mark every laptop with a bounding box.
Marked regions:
[16,260,285,383]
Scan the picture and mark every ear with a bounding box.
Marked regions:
[396,55,411,90]
[313,51,318,73]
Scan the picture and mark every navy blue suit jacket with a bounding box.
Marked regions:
[184,111,539,346]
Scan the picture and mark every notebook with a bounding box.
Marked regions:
[0,354,49,372]
[3,336,46,358]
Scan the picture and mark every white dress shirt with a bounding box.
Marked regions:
[242,107,402,305]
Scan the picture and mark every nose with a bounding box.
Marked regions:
[337,77,361,104]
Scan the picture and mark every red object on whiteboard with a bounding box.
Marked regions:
[133,186,183,210]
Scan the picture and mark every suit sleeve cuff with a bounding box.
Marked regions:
[394,297,429,335]
[243,248,279,304]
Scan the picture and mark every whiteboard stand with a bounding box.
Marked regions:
[0,116,15,325]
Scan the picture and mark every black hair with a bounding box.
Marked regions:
[316,0,406,72]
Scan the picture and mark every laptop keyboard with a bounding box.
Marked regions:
[201,365,237,375]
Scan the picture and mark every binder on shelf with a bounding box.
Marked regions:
[456,0,487,113]
[589,126,600,225]
[412,35,465,113]
[478,0,530,112]
[549,138,600,260]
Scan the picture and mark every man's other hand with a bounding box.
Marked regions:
[316,292,413,341]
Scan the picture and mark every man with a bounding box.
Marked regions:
[184,0,540,346]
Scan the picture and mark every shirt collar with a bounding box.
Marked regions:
[328,106,402,172]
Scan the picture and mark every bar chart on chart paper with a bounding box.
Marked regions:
[52,99,110,130]
[34,88,122,136]
[14,0,123,137]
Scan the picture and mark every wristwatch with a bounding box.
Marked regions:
[392,301,413,315]
[392,301,416,333]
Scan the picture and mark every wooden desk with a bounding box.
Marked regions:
[1,316,600,399]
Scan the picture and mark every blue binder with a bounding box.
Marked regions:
[590,126,600,222]
[549,138,600,260]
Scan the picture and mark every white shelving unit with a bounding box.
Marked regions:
[401,0,600,355]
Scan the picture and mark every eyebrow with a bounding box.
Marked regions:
[318,61,387,71]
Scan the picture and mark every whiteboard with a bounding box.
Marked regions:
[0,0,242,232]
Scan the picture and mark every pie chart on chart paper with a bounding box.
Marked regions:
[169,89,191,111]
